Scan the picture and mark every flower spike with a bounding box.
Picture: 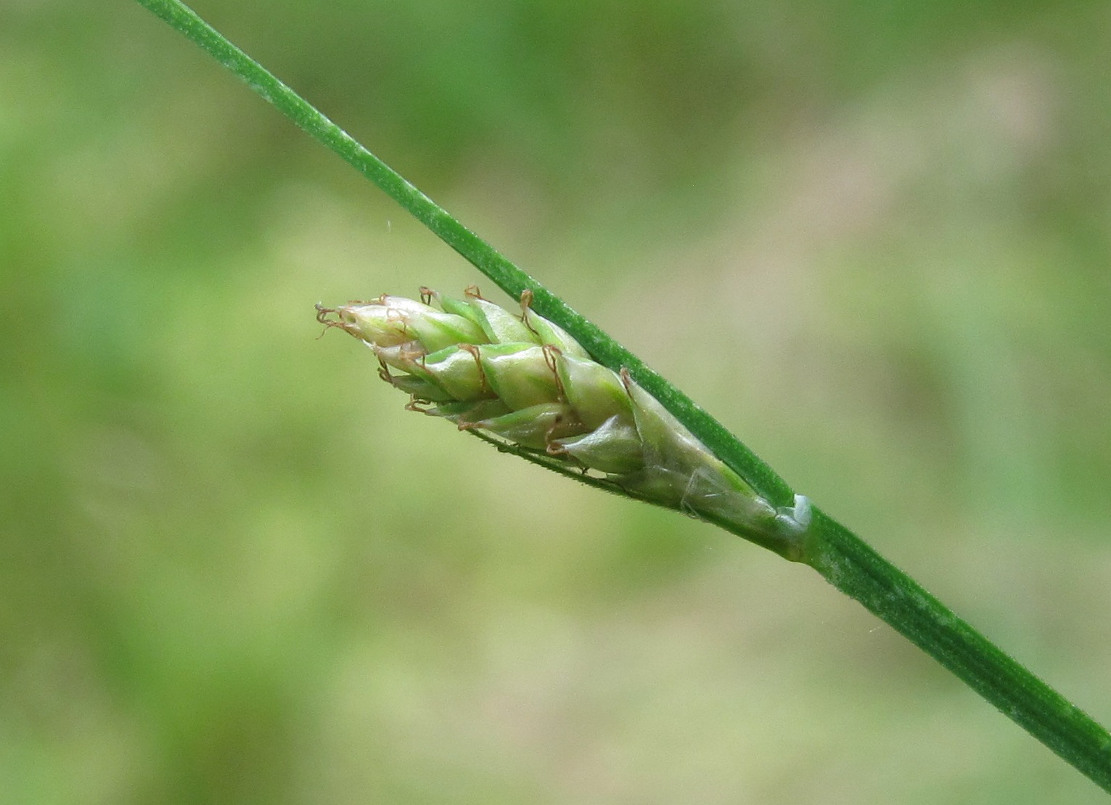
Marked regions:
[318,289,809,554]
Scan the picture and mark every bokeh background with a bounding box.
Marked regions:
[3,1,1110,802]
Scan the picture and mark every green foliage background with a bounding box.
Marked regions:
[3,1,1110,802]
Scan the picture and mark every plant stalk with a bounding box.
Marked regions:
[802,507,1111,793]
[136,0,1111,793]
[133,0,793,511]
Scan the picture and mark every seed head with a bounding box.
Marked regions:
[317,288,808,549]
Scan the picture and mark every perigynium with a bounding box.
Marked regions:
[317,287,811,555]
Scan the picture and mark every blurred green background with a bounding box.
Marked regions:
[3,1,1110,802]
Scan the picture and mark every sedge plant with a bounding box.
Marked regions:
[137,0,1111,794]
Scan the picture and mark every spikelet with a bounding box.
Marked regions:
[317,287,810,550]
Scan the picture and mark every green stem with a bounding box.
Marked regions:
[804,508,1111,792]
[136,0,1111,793]
[133,0,793,510]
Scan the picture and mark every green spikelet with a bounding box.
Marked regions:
[317,288,809,551]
